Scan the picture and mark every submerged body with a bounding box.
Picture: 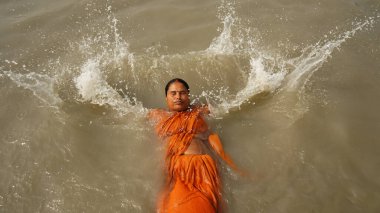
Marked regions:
[148,79,239,212]
[149,106,238,213]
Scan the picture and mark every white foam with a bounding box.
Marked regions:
[209,56,286,116]
[74,58,146,116]
[74,59,105,102]
[206,14,235,54]
[237,57,285,100]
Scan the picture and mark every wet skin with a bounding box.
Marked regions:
[165,81,203,154]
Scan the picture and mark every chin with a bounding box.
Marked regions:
[171,105,188,112]
[173,108,185,112]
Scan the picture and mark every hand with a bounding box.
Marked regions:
[195,104,210,115]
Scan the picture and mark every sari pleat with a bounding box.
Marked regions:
[155,108,221,213]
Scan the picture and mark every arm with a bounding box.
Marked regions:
[209,133,264,181]
[208,133,240,172]
[147,109,167,123]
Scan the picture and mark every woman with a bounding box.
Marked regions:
[148,78,240,213]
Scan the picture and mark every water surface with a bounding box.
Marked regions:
[1,0,380,212]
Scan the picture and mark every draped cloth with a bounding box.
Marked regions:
[154,107,222,213]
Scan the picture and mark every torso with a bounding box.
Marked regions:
[148,108,210,155]
[183,138,203,155]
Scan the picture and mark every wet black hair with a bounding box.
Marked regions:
[165,78,190,96]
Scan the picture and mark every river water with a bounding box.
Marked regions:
[1,0,380,212]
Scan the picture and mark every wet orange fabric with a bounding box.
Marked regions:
[154,107,239,213]
[155,108,219,212]
[163,154,219,212]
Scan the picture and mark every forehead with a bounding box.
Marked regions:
[167,81,188,91]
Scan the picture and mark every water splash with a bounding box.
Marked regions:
[285,18,376,90]
[206,14,236,54]
[2,70,62,106]
[200,4,378,118]
[72,7,146,116]
[221,57,286,114]
[74,58,146,116]
[206,0,248,55]
[6,0,373,122]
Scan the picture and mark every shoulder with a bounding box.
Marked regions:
[147,108,169,122]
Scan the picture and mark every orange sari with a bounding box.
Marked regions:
[153,107,239,213]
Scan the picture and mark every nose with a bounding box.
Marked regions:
[174,92,181,99]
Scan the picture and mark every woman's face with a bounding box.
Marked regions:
[166,81,190,112]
